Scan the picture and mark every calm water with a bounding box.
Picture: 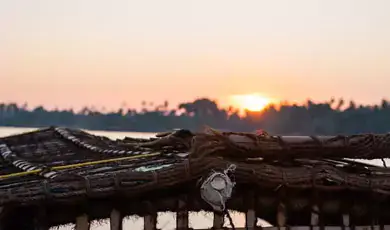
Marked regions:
[0,127,259,230]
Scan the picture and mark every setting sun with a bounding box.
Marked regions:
[230,93,271,112]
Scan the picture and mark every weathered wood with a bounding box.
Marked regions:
[176,198,188,229]
[35,225,49,230]
[255,196,369,215]
[227,133,390,160]
[213,212,224,229]
[246,209,257,229]
[35,208,49,230]
[0,207,35,230]
[245,191,257,229]
[0,207,5,230]
[277,203,287,227]
[144,213,157,230]
[75,214,90,230]
[322,200,340,214]
[110,209,122,230]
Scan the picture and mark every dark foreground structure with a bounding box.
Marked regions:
[0,127,390,229]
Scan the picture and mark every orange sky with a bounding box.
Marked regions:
[1,0,390,111]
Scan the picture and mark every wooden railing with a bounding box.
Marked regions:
[72,209,390,230]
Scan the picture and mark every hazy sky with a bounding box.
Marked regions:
[1,0,390,110]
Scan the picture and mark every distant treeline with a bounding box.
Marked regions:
[1,98,390,135]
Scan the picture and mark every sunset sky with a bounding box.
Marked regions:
[1,0,390,111]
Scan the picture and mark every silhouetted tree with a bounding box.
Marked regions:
[2,98,390,134]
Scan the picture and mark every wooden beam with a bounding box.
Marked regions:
[75,214,90,230]
[245,191,257,229]
[35,208,49,230]
[0,207,35,230]
[176,198,188,230]
[246,209,257,229]
[277,203,287,227]
[226,133,390,160]
[144,213,157,230]
[110,209,122,230]
[213,212,224,229]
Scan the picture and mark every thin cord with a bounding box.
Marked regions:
[381,158,387,168]
[224,210,235,230]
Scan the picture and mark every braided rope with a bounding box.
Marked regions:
[191,129,390,160]
[0,143,57,179]
[1,127,390,209]
[0,158,389,207]
[54,127,171,156]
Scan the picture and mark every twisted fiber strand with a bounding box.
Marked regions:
[1,158,390,206]
[3,127,390,208]
[73,127,191,150]
[26,127,390,161]
[0,143,58,179]
[191,130,390,160]
[1,128,85,164]
[1,159,234,204]
[134,131,192,149]
[55,127,189,157]
[55,127,150,155]
[0,128,187,181]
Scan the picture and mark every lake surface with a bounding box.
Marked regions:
[0,127,257,230]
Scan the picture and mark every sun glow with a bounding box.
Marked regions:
[230,93,271,112]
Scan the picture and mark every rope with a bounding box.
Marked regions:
[382,158,387,168]
[224,209,235,230]
[0,152,161,180]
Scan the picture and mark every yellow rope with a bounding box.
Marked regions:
[0,152,161,180]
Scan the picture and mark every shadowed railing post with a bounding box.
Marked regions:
[75,214,90,230]
[277,203,286,227]
[176,197,189,230]
[245,191,257,229]
[110,209,122,230]
[276,186,287,228]
[35,208,49,230]
[213,212,224,229]
[0,207,35,230]
[144,213,157,230]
